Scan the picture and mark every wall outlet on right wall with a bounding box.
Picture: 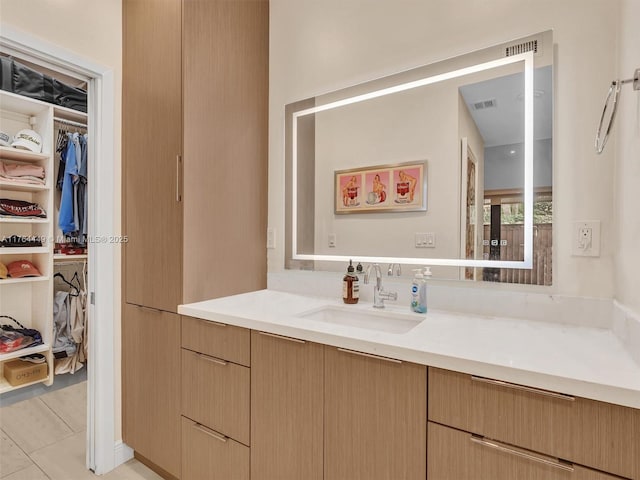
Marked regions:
[572,220,601,257]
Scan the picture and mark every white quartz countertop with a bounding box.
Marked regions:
[178,289,640,409]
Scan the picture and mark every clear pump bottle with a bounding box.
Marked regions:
[410,267,431,313]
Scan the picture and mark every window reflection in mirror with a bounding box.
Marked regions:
[460,65,552,286]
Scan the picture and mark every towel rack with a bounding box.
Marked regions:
[595,67,639,154]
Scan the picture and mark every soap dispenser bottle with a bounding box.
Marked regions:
[410,268,427,313]
[423,267,432,312]
[343,260,359,304]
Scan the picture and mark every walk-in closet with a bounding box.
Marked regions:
[0,54,90,400]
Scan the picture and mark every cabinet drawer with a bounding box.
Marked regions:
[428,367,640,479]
[427,422,623,480]
[181,315,250,366]
[182,349,250,445]
[181,416,249,480]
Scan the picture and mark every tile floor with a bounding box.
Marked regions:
[0,381,162,480]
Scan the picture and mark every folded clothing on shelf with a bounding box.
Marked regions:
[0,160,45,185]
[1,235,43,247]
[0,198,47,218]
[0,316,43,354]
[54,243,85,255]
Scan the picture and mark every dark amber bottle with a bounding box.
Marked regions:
[343,260,359,304]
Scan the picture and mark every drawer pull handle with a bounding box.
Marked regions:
[176,154,182,202]
[470,436,574,472]
[471,376,575,401]
[199,353,228,366]
[257,331,306,344]
[193,423,227,443]
[337,348,402,364]
[203,320,227,327]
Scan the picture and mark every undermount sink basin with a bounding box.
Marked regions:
[298,305,424,334]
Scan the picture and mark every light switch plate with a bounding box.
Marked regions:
[328,233,337,248]
[415,232,435,248]
[267,228,276,249]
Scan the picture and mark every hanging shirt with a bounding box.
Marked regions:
[77,134,88,245]
[72,133,81,237]
[59,134,78,235]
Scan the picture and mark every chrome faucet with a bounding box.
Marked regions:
[387,263,401,276]
[364,263,397,308]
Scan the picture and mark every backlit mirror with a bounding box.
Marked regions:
[285,31,553,285]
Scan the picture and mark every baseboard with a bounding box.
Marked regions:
[134,452,180,480]
[114,441,134,467]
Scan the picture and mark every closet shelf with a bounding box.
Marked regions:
[0,180,49,193]
[0,370,52,394]
[0,146,50,163]
[0,247,49,255]
[54,254,87,261]
[0,217,49,224]
[0,276,49,285]
[0,343,50,363]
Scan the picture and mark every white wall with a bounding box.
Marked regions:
[0,0,123,438]
[614,0,640,316]
[270,0,619,299]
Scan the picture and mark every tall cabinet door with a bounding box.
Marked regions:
[251,331,324,480]
[123,0,183,312]
[182,0,268,303]
[122,304,181,478]
[324,347,427,480]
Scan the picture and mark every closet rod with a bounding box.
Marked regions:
[54,260,88,267]
[54,117,87,129]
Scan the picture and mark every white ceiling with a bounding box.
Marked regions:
[459,65,553,147]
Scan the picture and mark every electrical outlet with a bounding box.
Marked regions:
[578,227,592,250]
[572,221,600,257]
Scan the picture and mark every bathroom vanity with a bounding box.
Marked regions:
[177,289,640,480]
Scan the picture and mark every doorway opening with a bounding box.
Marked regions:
[0,25,120,474]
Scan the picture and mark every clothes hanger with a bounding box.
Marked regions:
[54,272,79,296]
[70,270,83,293]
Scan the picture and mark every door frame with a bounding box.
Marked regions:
[0,24,125,474]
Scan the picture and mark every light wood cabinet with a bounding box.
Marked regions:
[427,422,623,480]
[181,348,250,446]
[123,0,183,313]
[181,316,250,367]
[181,0,268,304]
[122,304,181,479]
[251,331,324,480]
[181,417,249,480]
[123,0,268,475]
[123,0,268,314]
[324,346,427,480]
[428,367,640,479]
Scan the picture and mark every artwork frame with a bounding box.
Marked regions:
[334,160,427,214]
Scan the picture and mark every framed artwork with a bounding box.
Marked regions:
[334,161,427,214]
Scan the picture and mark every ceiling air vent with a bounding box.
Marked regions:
[505,39,538,57]
[472,98,497,111]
